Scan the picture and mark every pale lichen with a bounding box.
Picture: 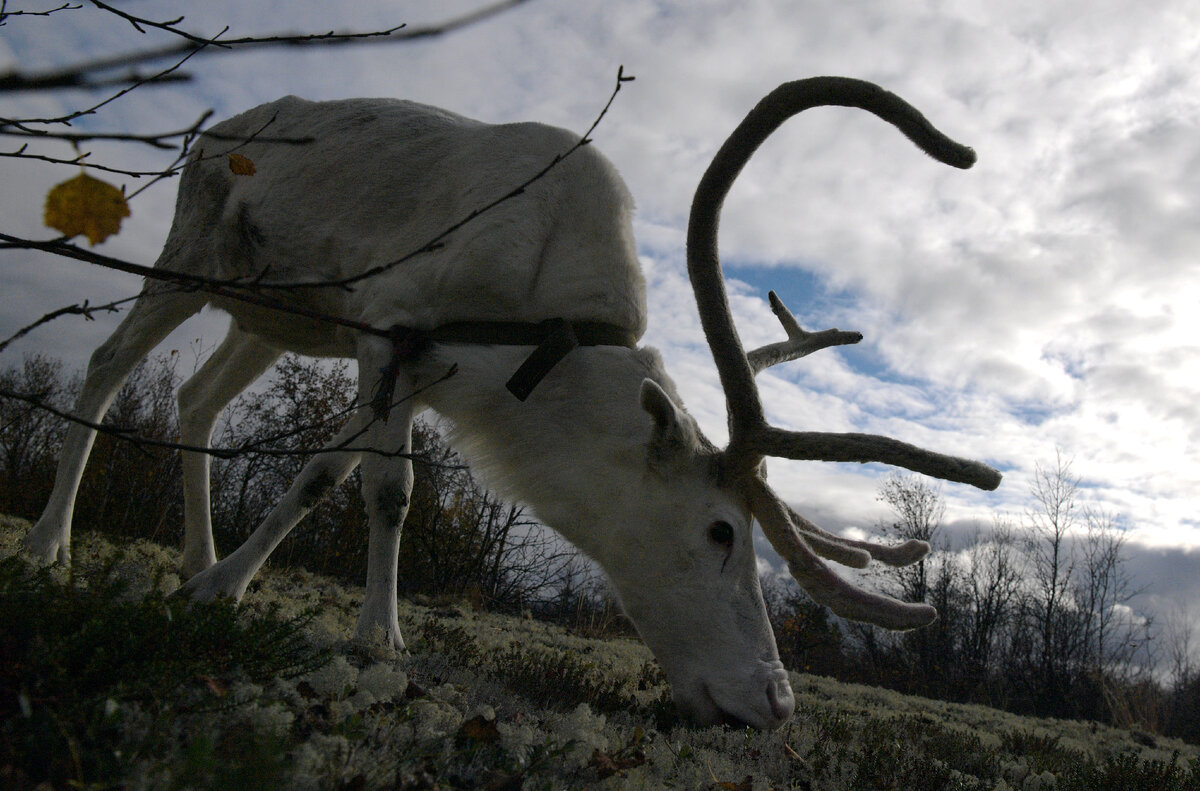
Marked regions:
[5,517,1199,791]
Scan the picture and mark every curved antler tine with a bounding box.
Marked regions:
[746,475,866,567]
[746,291,864,374]
[749,475,926,568]
[687,77,976,479]
[755,427,1002,490]
[780,500,930,568]
[747,477,936,630]
[779,512,873,569]
[797,528,872,570]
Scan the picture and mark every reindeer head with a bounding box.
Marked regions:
[593,77,1000,729]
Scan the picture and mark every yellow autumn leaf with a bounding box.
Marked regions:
[44,172,131,246]
[228,153,256,175]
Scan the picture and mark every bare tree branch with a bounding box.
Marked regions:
[0,363,460,463]
[0,0,532,94]
[0,1,82,23]
[0,233,391,338]
[0,144,187,176]
[11,25,222,126]
[0,111,214,149]
[0,296,135,355]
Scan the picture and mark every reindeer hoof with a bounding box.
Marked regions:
[21,523,70,566]
[176,562,247,602]
[179,551,218,581]
[354,615,406,653]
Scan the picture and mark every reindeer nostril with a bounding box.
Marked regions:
[767,678,795,723]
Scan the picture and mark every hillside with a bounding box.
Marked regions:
[2,514,1197,791]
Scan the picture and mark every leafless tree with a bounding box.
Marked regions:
[78,353,182,542]
[1165,603,1198,690]
[876,473,946,604]
[0,352,184,539]
[874,474,972,694]
[1076,508,1149,673]
[0,354,71,517]
[1019,451,1084,710]
[207,354,365,564]
[961,517,1022,678]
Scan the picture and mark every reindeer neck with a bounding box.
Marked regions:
[416,343,668,553]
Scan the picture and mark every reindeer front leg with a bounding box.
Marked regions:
[353,335,416,651]
[179,408,367,603]
[181,333,416,651]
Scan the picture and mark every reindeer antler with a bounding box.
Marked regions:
[687,76,1000,630]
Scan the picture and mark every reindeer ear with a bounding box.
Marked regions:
[640,379,695,469]
[640,378,681,435]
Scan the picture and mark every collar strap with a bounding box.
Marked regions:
[386,318,638,403]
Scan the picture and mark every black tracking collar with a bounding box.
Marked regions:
[383,318,638,404]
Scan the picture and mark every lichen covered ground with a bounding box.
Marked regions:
[2,514,1197,790]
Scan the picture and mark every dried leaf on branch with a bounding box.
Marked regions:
[228,153,256,175]
[43,172,131,245]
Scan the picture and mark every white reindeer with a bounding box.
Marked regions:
[22,77,999,730]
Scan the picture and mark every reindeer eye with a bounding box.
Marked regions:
[708,520,735,549]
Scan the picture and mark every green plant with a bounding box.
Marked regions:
[417,615,668,720]
[1000,728,1084,773]
[1058,750,1200,791]
[0,554,331,789]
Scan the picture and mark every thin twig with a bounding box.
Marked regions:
[0,233,392,338]
[0,111,214,149]
[0,296,135,355]
[1,113,312,189]
[0,0,530,93]
[89,0,225,45]
[1,145,172,176]
[124,112,314,199]
[0,1,81,23]
[14,24,224,126]
[0,365,460,464]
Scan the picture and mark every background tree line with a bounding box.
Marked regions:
[765,464,1200,742]
[3,351,1198,741]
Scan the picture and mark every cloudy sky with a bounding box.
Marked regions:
[3,1,1199,624]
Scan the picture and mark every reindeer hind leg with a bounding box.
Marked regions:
[177,326,282,578]
[23,285,207,564]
